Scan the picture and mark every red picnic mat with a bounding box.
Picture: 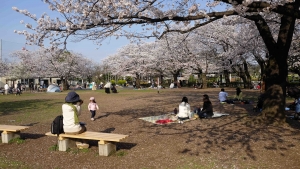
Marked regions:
[155,119,174,124]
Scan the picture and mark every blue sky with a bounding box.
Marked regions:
[0,0,133,63]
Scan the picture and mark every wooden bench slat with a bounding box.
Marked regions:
[45,131,128,142]
[0,125,29,132]
[80,132,128,138]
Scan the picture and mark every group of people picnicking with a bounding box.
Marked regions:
[174,95,214,123]
[174,87,248,123]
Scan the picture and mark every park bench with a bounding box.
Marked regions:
[45,131,129,156]
[0,125,29,143]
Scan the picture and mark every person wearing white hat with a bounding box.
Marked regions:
[88,97,99,121]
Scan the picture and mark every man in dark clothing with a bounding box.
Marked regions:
[16,81,22,96]
[29,82,34,92]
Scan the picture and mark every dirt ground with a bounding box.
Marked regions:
[1,87,300,169]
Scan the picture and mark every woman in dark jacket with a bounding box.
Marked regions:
[198,94,214,118]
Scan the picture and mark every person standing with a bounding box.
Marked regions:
[29,82,34,93]
[16,81,22,96]
[35,83,38,91]
[4,83,9,95]
[88,97,99,121]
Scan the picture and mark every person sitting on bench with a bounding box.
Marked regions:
[63,91,86,134]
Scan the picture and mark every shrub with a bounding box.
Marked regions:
[110,80,116,85]
[117,80,126,86]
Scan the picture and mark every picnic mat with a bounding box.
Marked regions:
[139,112,229,124]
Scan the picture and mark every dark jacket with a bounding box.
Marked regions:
[202,100,213,117]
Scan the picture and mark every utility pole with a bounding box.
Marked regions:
[0,39,2,87]
[0,39,2,61]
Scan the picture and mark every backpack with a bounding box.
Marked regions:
[51,115,64,135]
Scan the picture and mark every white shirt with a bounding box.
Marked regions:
[177,102,191,118]
[104,82,112,88]
[62,104,82,133]
[4,84,9,90]
[170,83,174,88]
[219,91,228,102]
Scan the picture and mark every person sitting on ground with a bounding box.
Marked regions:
[198,94,214,118]
[233,87,243,101]
[213,82,219,88]
[294,94,300,119]
[219,88,228,102]
[62,91,86,134]
[111,85,118,93]
[104,82,112,94]
[170,82,174,89]
[254,93,265,112]
[176,96,191,123]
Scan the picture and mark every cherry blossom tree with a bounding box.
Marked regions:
[103,43,154,88]
[0,60,10,77]
[288,24,300,77]
[9,48,92,90]
[13,0,300,124]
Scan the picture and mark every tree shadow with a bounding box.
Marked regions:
[111,107,297,161]
[100,127,115,133]
[20,133,46,140]
[0,99,60,116]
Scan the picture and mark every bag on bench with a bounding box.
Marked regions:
[51,115,64,135]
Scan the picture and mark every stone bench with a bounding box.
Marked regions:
[45,131,128,156]
[0,125,29,143]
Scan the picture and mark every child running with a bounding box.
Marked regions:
[88,97,99,121]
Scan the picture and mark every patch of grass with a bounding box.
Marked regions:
[69,147,89,154]
[79,148,90,153]
[115,150,127,157]
[8,137,25,144]
[0,157,31,169]
[65,148,71,152]
[49,144,58,151]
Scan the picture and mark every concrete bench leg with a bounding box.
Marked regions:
[1,131,20,143]
[98,141,116,156]
[58,137,70,151]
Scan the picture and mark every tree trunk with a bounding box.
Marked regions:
[173,73,179,83]
[135,73,141,88]
[248,3,298,125]
[224,70,230,87]
[61,77,69,91]
[202,73,207,89]
[243,60,252,89]
[159,74,164,86]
